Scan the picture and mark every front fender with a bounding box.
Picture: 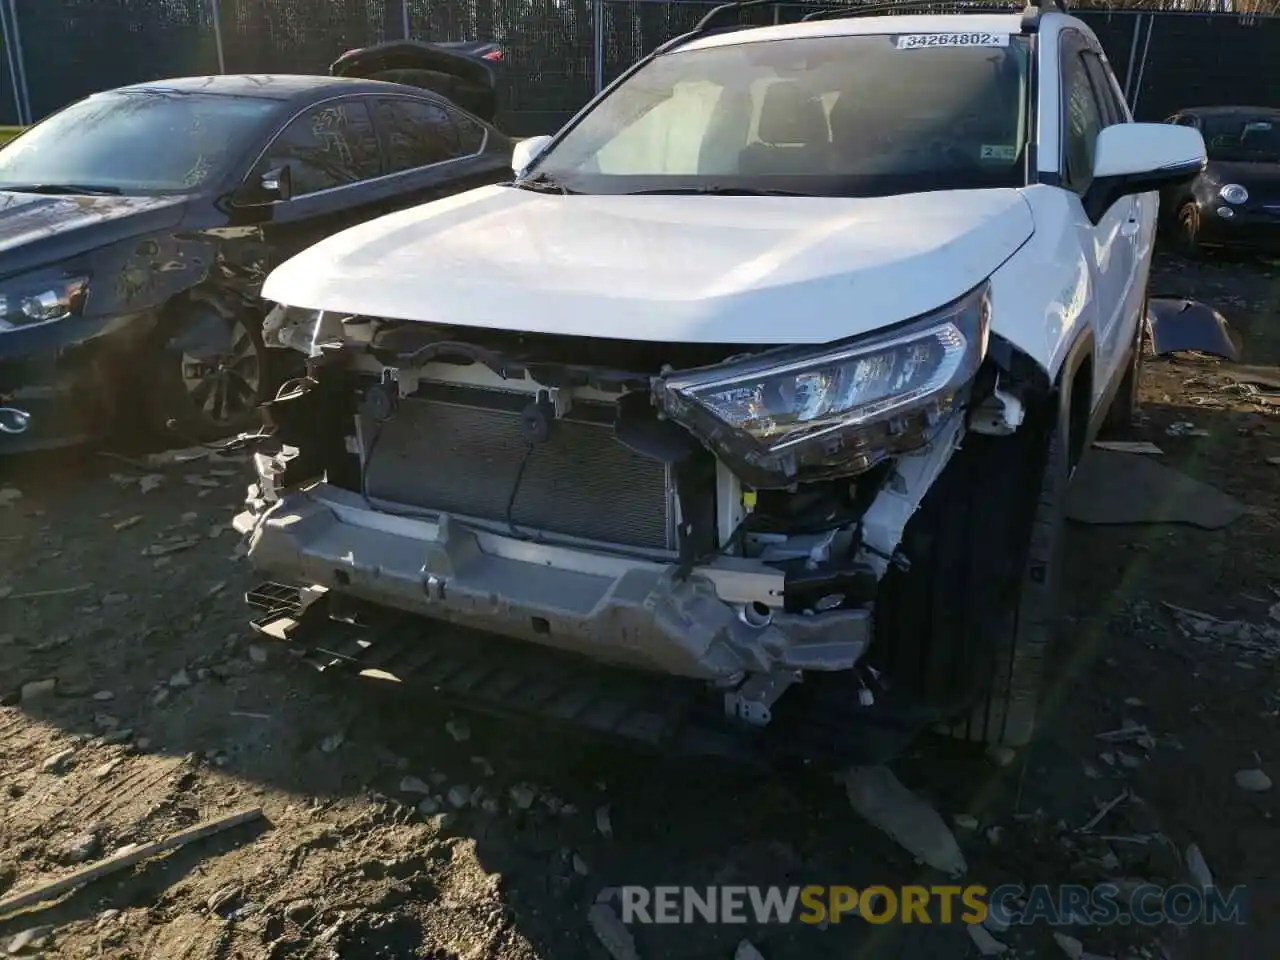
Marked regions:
[989,186,1095,382]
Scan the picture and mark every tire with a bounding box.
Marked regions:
[145,302,269,444]
[1176,202,1203,259]
[871,402,1067,748]
[1099,299,1147,437]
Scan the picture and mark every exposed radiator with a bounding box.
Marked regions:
[361,392,675,551]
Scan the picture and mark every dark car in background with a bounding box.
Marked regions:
[1161,105,1280,256]
[0,58,512,452]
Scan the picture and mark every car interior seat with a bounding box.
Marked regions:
[737,80,831,175]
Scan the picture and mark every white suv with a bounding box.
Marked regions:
[236,0,1206,756]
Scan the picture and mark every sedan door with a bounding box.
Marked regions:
[241,96,388,269]
[369,95,514,212]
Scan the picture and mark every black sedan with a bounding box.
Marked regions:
[0,71,513,452]
[1161,105,1280,256]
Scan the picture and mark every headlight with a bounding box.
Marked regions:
[656,283,990,489]
[0,274,89,332]
[1219,183,1249,205]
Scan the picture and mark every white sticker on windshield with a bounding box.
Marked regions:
[896,33,1010,49]
[981,144,1017,160]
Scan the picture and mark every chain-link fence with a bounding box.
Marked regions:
[3,1,1280,132]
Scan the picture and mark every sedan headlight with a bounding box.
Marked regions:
[655,283,990,489]
[0,274,89,332]
[1219,183,1249,205]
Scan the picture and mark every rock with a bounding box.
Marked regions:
[572,853,590,876]
[1117,751,1142,769]
[400,776,432,795]
[284,899,315,924]
[95,713,120,730]
[5,926,51,954]
[953,814,979,831]
[985,826,1003,846]
[968,923,1009,956]
[180,512,200,523]
[509,784,537,810]
[207,883,242,914]
[985,744,1017,767]
[93,759,121,779]
[61,833,99,864]
[95,909,120,928]
[588,902,638,960]
[152,688,170,707]
[93,690,115,702]
[0,488,22,507]
[841,766,967,876]
[1235,769,1273,792]
[447,785,472,809]
[470,756,495,777]
[1186,843,1215,889]
[20,679,57,703]
[319,733,344,754]
[445,718,471,742]
[418,796,441,815]
[735,940,767,960]
[596,805,614,839]
[248,646,268,665]
[40,748,75,774]
[169,669,192,689]
[1053,932,1084,959]
[480,797,500,815]
[101,592,129,605]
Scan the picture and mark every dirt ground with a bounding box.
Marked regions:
[1,250,1277,960]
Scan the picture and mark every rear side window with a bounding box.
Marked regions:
[1061,53,1105,193]
[374,98,464,172]
[252,99,380,197]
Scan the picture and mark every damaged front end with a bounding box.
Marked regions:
[239,285,1025,727]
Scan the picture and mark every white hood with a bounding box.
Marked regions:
[262,185,1034,345]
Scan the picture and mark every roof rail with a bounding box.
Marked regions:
[691,0,1067,44]
[795,1,1068,27]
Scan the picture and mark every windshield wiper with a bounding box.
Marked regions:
[511,173,575,195]
[1,183,123,196]
[624,186,811,197]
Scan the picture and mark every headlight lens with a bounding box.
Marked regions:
[1219,183,1249,205]
[656,283,990,488]
[0,274,89,331]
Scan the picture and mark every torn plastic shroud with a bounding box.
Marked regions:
[1146,296,1240,362]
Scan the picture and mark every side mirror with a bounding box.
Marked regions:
[511,135,553,177]
[261,164,293,202]
[1084,123,1205,222]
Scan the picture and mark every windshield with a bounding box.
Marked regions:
[529,33,1031,197]
[0,90,279,194]
[1202,114,1280,164]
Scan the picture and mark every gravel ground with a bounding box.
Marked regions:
[1,252,1277,960]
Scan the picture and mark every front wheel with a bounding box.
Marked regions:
[872,403,1067,748]
[145,303,268,443]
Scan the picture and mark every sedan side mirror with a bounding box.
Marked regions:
[1084,123,1205,222]
[261,164,293,202]
[511,135,553,177]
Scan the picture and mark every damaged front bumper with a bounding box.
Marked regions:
[235,483,871,719]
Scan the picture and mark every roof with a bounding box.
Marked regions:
[678,12,1039,52]
[111,74,378,100]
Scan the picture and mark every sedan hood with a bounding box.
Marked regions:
[1206,161,1280,196]
[263,185,1034,345]
[0,191,187,279]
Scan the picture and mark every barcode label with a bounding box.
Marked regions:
[895,33,1010,49]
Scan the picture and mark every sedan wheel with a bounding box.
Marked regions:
[1177,202,1202,258]
[180,320,261,428]
[147,304,269,443]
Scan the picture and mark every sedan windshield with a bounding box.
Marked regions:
[0,90,279,194]
[529,33,1031,196]
[1202,114,1280,164]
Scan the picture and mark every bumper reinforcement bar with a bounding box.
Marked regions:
[245,581,937,768]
